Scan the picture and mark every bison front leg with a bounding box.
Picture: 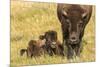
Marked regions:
[74,43,83,57]
[67,45,74,59]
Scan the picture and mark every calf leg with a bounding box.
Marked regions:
[47,48,53,56]
[27,47,33,58]
[45,45,53,56]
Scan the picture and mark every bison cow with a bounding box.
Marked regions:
[57,4,92,59]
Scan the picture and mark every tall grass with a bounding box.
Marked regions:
[10,1,95,66]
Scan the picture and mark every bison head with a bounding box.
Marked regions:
[57,5,92,45]
[40,30,57,47]
[44,30,57,46]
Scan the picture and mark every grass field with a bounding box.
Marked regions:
[10,1,95,66]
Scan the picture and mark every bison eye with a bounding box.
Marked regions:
[78,21,83,27]
[66,19,70,25]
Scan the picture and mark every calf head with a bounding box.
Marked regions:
[40,30,58,56]
[41,30,57,47]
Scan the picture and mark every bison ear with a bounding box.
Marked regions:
[82,12,87,20]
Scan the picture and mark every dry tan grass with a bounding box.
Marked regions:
[10,1,95,66]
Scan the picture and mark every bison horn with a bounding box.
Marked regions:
[62,10,67,16]
[82,12,87,19]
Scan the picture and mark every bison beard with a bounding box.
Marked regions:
[57,4,92,59]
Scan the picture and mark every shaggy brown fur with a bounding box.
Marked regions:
[20,37,45,58]
[41,30,64,56]
[57,4,92,59]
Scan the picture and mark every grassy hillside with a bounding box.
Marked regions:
[10,1,95,66]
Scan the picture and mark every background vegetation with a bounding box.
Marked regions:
[11,1,95,66]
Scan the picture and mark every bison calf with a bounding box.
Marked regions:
[20,36,45,58]
[41,30,64,56]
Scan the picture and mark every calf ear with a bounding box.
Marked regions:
[39,35,45,40]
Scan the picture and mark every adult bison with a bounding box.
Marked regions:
[57,4,92,59]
